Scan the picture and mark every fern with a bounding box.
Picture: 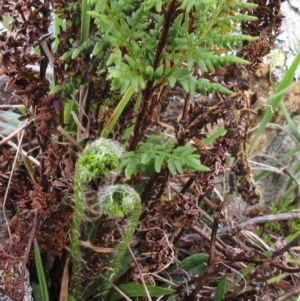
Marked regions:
[49,82,77,95]
[85,0,258,98]
[55,0,260,101]
[121,135,210,179]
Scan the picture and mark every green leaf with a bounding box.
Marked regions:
[141,152,152,165]
[155,0,162,12]
[174,159,184,174]
[185,157,210,172]
[154,65,164,78]
[169,253,209,274]
[203,127,227,146]
[167,160,177,175]
[168,76,177,88]
[125,163,137,179]
[31,282,43,301]
[34,239,49,301]
[108,283,175,301]
[214,275,226,301]
[121,151,135,160]
[180,147,196,157]
[155,155,165,173]
[0,110,23,136]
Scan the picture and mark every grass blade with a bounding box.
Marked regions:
[279,101,300,142]
[248,51,300,155]
[214,275,226,301]
[101,86,135,138]
[34,239,49,301]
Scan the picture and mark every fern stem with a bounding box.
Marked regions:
[162,0,226,82]
[70,139,124,297]
[70,167,85,291]
[98,185,141,300]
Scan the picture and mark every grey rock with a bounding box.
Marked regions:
[254,117,300,211]
[270,1,300,82]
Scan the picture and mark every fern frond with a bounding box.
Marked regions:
[71,38,95,59]
[87,0,259,97]
[206,32,258,50]
[49,82,77,95]
[121,135,209,179]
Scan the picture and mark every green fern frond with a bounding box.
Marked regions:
[86,0,258,98]
[71,38,95,59]
[121,135,210,179]
[206,32,258,50]
[225,2,258,11]
[49,82,77,95]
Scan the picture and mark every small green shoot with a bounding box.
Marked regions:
[214,275,226,301]
[34,239,49,301]
[108,283,175,301]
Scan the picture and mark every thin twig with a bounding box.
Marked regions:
[2,120,28,240]
[59,255,70,301]
[97,274,133,301]
[191,226,226,253]
[0,104,25,109]
[3,139,40,166]
[249,122,298,144]
[80,241,116,253]
[20,211,39,301]
[0,120,33,145]
[216,211,300,235]
[271,233,300,258]
[274,285,300,301]
[189,195,234,299]
[128,246,152,301]
[56,126,84,151]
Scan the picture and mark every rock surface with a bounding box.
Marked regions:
[269,1,300,82]
[0,76,12,104]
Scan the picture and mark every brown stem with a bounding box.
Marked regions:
[83,81,94,128]
[128,1,179,151]
[217,211,300,235]
[152,1,178,69]
[20,211,39,301]
[274,284,300,301]
[181,66,198,124]
[188,213,220,299]
[127,85,153,151]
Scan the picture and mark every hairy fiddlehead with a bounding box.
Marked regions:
[98,184,141,300]
[71,138,124,293]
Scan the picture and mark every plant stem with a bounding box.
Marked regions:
[70,167,85,292]
[53,13,63,53]
[101,86,135,138]
[99,185,141,300]
[81,0,91,42]
[70,139,124,297]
